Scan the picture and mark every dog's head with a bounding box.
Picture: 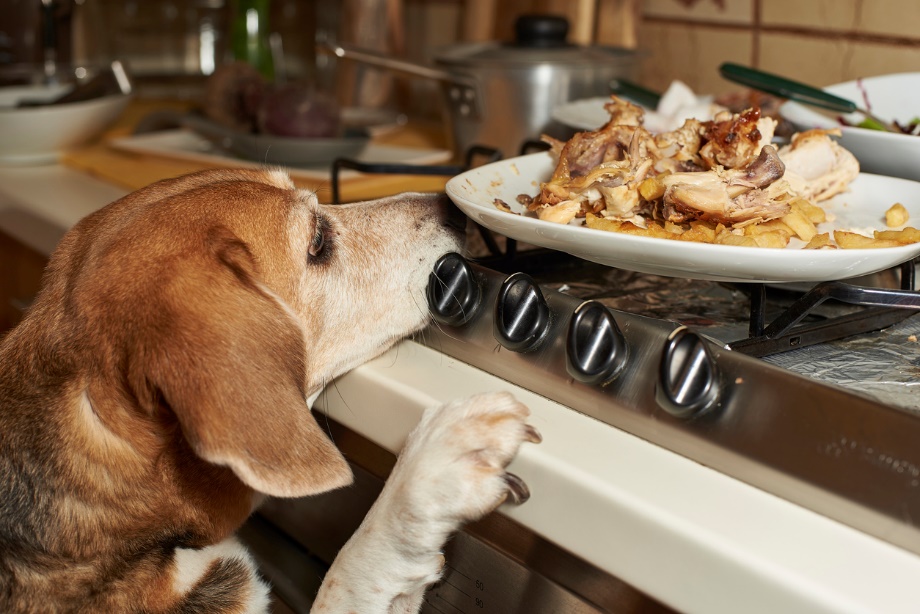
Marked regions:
[27,168,464,499]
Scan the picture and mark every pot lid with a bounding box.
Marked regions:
[435,15,637,67]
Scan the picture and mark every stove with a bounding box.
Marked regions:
[242,152,920,613]
[424,253,920,551]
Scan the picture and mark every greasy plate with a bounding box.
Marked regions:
[446,152,920,283]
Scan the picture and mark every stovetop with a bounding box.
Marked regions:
[482,250,920,413]
[423,253,920,558]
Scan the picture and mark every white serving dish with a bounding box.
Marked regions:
[446,152,920,284]
[779,73,920,181]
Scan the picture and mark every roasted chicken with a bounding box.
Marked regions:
[526,96,859,229]
[778,128,861,202]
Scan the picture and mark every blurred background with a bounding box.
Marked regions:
[2,0,917,116]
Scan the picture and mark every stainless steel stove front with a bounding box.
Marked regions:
[424,256,920,558]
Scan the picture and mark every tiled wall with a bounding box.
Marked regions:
[69,0,920,104]
[401,0,920,101]
[637,0,920,95]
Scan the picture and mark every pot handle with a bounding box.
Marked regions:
[321,42,457,84]
[319,42,483,119]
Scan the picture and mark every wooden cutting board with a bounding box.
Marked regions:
[61,99,454,202]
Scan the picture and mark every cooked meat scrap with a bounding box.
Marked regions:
[522,95,858,235]
[699,107,767,169]
[603,96,645,126]
[551,128,633,180]
[660,146,791,225]
[651,119,706,173]
[536,199,583,224]
[739,144,786,188]
[550,98,654,181]
[777,129,859,202]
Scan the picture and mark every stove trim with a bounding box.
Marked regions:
[424,260,920,558]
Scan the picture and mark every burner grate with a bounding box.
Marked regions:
[730,259,920,356]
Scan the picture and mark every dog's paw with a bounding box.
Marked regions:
[389,391,540,529]
[317,393,538,611]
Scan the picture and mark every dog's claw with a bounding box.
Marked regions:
[524,425,542,444]
[502,472,530,504]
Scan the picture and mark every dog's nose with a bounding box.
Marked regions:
[440,195,468,233]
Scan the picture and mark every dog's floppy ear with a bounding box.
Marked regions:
[141,226,351,498]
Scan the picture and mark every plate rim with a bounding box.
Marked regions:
[446,151,920,283]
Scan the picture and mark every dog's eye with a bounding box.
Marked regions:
[309,226,324,257]
[309,215,331,262]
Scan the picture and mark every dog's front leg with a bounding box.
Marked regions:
[310,391,539,613]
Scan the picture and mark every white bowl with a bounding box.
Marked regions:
[779,73,920,181]
[0,84,130,165]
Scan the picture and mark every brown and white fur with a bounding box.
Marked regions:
[0,168,537,613]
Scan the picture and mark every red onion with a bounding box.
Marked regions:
[256,85,341,138]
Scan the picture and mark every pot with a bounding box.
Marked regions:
[323,15,640,158]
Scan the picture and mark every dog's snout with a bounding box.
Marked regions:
[438,194,468,234]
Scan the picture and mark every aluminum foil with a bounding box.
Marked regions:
[531,258,920,414]
[764,316,920,413]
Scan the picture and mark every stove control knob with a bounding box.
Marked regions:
[566,301,628,385]
[427,253,481,327]
[494,272,550,352]
[657,327,720,419]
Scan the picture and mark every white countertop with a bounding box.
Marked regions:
[4,165,920,613]
[0,165,126,255]
[318,342,920,614]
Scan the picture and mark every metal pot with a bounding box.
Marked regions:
[323,15,640,158]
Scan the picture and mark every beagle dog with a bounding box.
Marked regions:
[0,168,537,613]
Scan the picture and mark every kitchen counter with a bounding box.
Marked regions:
[0,164,126,256]
[0,98,453,257]
[3,104,920,613]
[58,99,454,198]
[320,343,920,614]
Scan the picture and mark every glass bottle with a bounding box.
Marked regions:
[230,0,273,79]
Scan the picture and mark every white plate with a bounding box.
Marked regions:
[110,129,452,181]
[779,73,920,182]
[552,82,723,134]
[446,152,920,283]
[552,97,613,131]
